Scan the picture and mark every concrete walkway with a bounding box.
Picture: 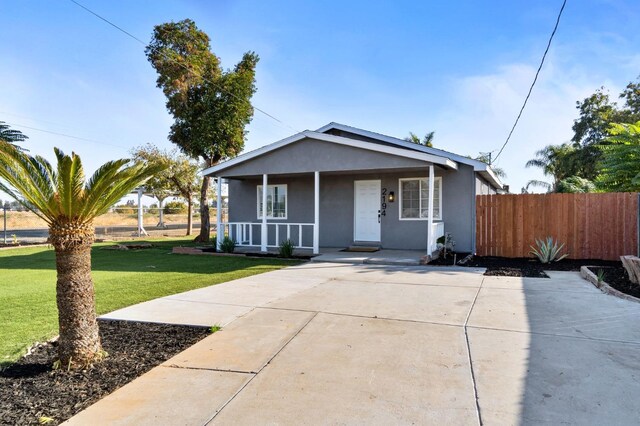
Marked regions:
[66,264,640,425]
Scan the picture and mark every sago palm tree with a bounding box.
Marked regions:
[0,141,164,367]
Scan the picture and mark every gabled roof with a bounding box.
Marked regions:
[316,122,504,189]
[202,130,458,176]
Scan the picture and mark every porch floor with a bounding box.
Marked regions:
[233,246,433,266]
[311,247,427,266]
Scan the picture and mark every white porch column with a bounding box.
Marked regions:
[261,174,268,252]
[313,171,320,254]
[216,177,222,251]
[427,164,435,254]
[137,187,148,237]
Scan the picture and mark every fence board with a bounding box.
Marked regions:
[475,193,638,261]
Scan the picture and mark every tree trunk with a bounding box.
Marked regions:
[195,176,210,242]
[50,222,102,367]
[186,196,193,236]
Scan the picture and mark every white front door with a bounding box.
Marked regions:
[354,180,381,242]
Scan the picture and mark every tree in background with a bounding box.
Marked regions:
[555,176,596,193]
[404,131,434,147]
[146,19,258,242]
[596,122,640,192]
[524,143,584,192]
[167,156,201,236]
[131,143,201,235]
[131,144,175,227]
[0,121,28,149]
[570,78,640,181]
[0,141,162,367]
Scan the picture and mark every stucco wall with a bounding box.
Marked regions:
[475,176,497,195]
[227,164,476,251]
[218,138,428,177]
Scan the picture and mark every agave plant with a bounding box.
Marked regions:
[0,141,164,367]
[529,237,569,264]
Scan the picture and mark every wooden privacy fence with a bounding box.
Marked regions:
[476,193,639,261]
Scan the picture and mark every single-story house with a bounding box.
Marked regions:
[203,123,504,255]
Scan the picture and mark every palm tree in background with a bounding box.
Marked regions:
[0,121,28,149]
[0,141,163,367]
[525,143,580,192]
[405,131,435,147]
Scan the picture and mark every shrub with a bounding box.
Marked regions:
[529,237,569,263]
[279,239,295,258]
[164,201,187,214]
[211,235,217,252]
[113,204,135,215]
[220,236,236,253]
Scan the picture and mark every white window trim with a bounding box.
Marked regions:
[257,184,288,220]
[398,177,442,221]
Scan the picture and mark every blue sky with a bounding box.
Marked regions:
[1,0,639,196]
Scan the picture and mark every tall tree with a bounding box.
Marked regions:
[596,122,640,192]
[404,131,435,147]
[525,143,584,192]
[131,144,176,227]
[0,141,162,367]
[570,78,640,181]
[0,121,28,149]
[146,19,258,242]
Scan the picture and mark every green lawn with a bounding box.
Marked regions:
[0,238,298,365]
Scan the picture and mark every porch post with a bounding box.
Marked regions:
[216,177,222,251]
[261,174,268,252]
[427,164,435,254]
[313,171,320,254]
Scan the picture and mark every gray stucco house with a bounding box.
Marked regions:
[203,123,503,255]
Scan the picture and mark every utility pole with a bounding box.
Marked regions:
[3,202,7,244]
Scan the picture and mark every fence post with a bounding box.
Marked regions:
[3,203,6,244]
[637,193,640,257]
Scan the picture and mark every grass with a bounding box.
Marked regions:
[0,237,299,365]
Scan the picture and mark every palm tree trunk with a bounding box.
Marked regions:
[50,221,102,367]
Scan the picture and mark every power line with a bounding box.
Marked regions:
[4,121,130,151]
[492,0,567,163]
[69,0,300,134]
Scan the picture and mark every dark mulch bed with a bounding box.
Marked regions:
[429,251,621,278]
[0,320,210,425]
[587,266,640,299]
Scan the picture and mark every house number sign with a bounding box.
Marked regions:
[380,188,388,220]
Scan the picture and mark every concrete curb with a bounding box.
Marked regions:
[171,247,245,257]
[580,266,640,304]
[0,243,50,250]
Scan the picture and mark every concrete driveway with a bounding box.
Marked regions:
[68,263,640,425]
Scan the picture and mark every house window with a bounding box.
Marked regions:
[257,185,287,219]
[399,177,442,220]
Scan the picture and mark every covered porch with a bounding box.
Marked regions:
[213,165,446,256]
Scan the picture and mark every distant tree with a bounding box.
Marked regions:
[525,143,584,192]
[405,131,434,147]
[0,121,28,149]
[146,19,259,242]
[556,176,596,193]
[0,141,162,367]
[167,157,201,236]
[596,122,640,192]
